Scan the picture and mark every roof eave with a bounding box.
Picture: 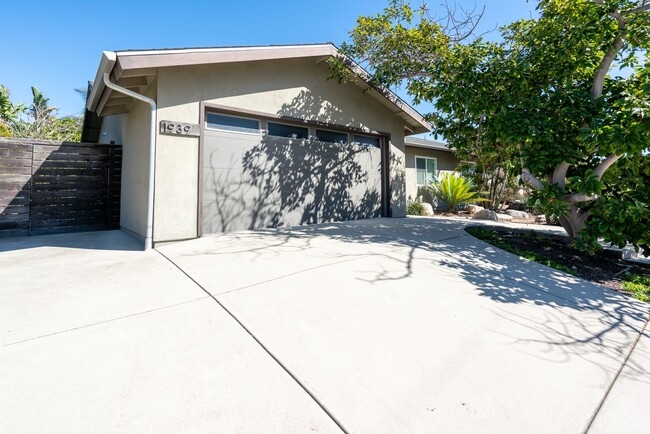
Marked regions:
[86,44,431,131]
[86,51,117,112]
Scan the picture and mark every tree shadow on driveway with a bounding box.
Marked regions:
[164,217,650,385]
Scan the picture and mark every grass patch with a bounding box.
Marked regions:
[466,226,576,275]
[622,273,650,302]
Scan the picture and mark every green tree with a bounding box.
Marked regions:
[336,0,650,254]
[0,85,26,137]
[11,86,81,141]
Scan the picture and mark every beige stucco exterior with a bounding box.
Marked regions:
[98,55,419,243]
[99,83,156,240]
[153,58,407,242]
[405,145,462,202]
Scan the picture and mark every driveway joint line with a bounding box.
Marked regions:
[584,314,650,433]
[213,254,383,297]
[2,296,210,348]
[155,248,349,434]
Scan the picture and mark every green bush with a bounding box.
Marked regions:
[407,200,428,216]
[427,173,488,212]
[622,273,650,302]
[0,122,11,137]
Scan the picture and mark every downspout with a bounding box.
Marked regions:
[102,72,157,250]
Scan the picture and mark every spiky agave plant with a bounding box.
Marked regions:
[427,172,489,213]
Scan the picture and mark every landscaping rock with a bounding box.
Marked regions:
[421,203,435,216]
[467,205,484,215]
[472,209,498,221]
[535,215,547,224]
[496,213,513,221]
[505,209,529,219]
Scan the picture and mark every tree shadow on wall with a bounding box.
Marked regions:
[202,90,388,233]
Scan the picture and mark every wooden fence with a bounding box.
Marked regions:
[0,138,122,237]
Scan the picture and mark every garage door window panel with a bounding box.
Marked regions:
[315,129,348,144]
[206,113,260,134]
[268,122,309,139]
[353,135,381,148]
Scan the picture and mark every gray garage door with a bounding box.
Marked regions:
[201,114,383,234]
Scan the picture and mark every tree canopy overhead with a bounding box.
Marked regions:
[336,0,650,254]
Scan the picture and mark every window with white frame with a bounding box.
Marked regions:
[416,156,437,185]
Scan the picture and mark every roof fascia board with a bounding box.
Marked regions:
[87,44,431,132]
[405,142,454,153]
[116,45,338,71]
[86,51,116,111]
[114,44,430,132]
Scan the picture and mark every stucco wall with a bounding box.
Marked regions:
[118,81,156,240]
[98,114,126,145]
[153,57,409,242]
[404,146,461,201]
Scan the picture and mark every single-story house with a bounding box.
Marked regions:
[83,43,431,248]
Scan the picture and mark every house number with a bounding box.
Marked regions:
[159,120,200,137]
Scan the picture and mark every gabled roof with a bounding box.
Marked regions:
[405,137,453,153]
[86,43,431,134]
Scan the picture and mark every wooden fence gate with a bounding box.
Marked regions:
[0,138,122,238]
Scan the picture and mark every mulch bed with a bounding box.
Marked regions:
[471,225,650,295]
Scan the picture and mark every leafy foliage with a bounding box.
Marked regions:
[577,154,650,256]
[1,85,81,141]
[337,0,650,252]
[622,273,650,302]
[407,200,428,216]
[0,123,11,138]
[0,85,26,136]
[426,173,488,212]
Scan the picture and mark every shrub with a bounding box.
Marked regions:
[427,173,488,213]
[0,122,11,137]
[407,200,428,216]
[622,273,650,302]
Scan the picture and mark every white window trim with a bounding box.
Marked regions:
[415,155,438,186]
[205,112,262,136]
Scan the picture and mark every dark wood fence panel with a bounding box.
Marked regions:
[0,138,122,238]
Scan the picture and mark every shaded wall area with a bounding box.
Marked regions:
[0,138,121,237]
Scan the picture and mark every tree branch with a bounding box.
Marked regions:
[590,0,650,98]
[552,161,570,190]
[592,31,627,99]
[624,1,650,15]
[565,193,598,203]
[522,168,544,190]
[518,142,544,189]
[593,153,622,180]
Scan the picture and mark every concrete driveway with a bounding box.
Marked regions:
[1,218,649,433]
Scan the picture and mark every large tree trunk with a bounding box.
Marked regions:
[558,205,589,240]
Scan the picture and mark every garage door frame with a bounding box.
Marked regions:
[197,102,391,236]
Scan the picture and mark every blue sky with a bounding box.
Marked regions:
[2,0,537,118]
